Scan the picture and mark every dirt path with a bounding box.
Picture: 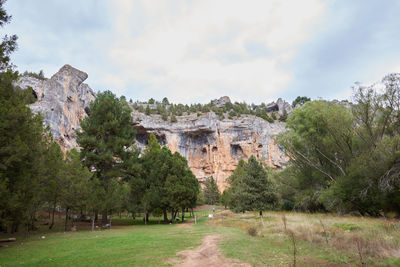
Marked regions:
[172,235,251,267]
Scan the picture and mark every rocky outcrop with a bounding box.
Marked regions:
[211,96,231,108]
[266,98,292,115]
[16,65,96,151]
[132,111,287,190]
[18,65,288,190]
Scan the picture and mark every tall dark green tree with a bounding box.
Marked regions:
[0,1,50,232]
[77,90,136,223]
[203,176,220,205]
[165,152,199,222]
[60,149,93,231]
[292,96,311,107]
[40,141,65,229]
[228,156,278,217]
[132,134,199,223]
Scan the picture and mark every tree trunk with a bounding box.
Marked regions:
[91,215,95,232]
[171,210,177,222]
[259,211,265,227]
[163,209,169,223]
[95,211,98,222]
[102,210,107,224]
[65,207,69,232]
[11,223,18,234]
[181,207,185,222]
[49,200,57,229]
[109,213,112,229]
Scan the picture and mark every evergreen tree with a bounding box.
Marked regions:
[165,152,199,222]
[60,149,93,231]
[77,91,136,223]
[228,156,278,216]
[133,134,199,223]
[0,70,48,232]
[40,141,65,229]
[203,176,220,205]
[292,96,311,107]
[145,105,151,115]
[220,190,232,209]
[279,109,288,122]
[162,97,169,105]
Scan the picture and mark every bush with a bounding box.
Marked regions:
[247,226,258,236]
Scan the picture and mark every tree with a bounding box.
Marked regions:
[0,70,49,233]
[165,152,199,222]
[228,156,278,217]
[276,78,400,215]
[60,149,93,231]
[170,114,177,123]
[77,91,136,223]
[145,105,151,115]
[40,141,65,229]
[132,134,199,223]
[0,0,17,71]
[220,190,232,209]
[162,97,169,105]
[292,96,311,107]
[203,177,220,205]
[277,101,355,212]
[161,111,168,121]
[148,98,155,104]
[279,109,288,122]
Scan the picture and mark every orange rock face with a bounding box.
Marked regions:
[132,111,288,191]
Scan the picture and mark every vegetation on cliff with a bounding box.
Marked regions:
[129,96,292,123]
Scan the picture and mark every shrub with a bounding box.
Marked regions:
[247,226,258,236]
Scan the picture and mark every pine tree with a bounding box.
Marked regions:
[203,176,220,205]
[228,156,278,216]
[145,105,151,115]
[77,91,136,223]
[60,149,93,231]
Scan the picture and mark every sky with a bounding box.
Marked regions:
[3,0,400,104]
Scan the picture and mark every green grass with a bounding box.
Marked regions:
[1,210,399,266]
[0,219,211,266]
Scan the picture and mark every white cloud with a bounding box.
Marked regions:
[101,0,325,103]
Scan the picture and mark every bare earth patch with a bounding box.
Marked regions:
[171,235,251,267]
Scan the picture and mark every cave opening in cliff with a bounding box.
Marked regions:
[31,89,38,100]
[230,144,243,157]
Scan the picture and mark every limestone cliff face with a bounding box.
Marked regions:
[132,111,288,190]
[16,65,96,151]
[18,65,288,190]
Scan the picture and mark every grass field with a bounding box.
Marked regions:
[1,208,400,266]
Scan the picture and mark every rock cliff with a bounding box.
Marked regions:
[17,65,288,190]
[16,65,96,151]
[132,111,287,190]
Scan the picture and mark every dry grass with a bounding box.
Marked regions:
[210,210,400,265]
